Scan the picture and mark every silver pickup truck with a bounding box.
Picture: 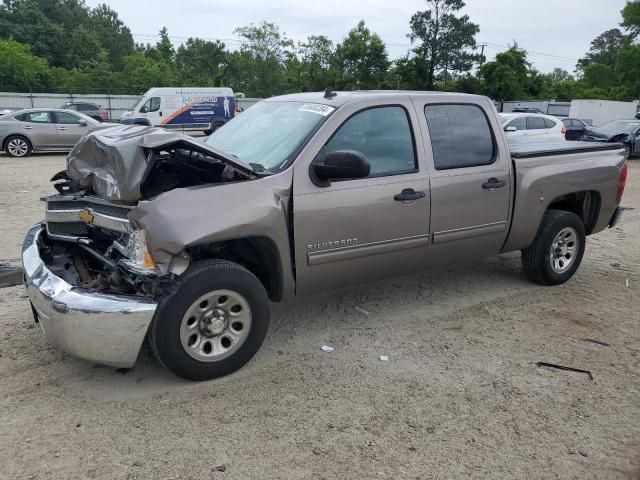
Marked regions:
[22,91,627,380]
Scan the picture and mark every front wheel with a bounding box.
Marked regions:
[521,210,586,286]
[624,143,631,159]
[149,260,270,380]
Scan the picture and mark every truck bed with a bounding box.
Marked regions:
[509,139,623,159]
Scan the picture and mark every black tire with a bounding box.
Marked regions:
[4,135,33,157]
[521,210,586,286]
[623,143,631,159]
[149,260,270,380]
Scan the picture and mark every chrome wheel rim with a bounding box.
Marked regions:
[549,227,579,274]
[7,138,28,157]
[180,289,252,362]
[624,144,630,158]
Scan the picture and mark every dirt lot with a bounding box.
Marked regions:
[0,153,639,480]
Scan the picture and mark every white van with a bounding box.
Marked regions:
[120,87,236,133]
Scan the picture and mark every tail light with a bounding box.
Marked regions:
[617,163,628,201]
[561,126,567,136]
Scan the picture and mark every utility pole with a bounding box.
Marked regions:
[479,43,487,67]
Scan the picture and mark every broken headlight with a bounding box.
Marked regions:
[120,229,157,274]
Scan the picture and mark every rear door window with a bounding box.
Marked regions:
[424,104,495,170]
[543,118,557,128]
[24,111,53,123]
[526,117,546,130]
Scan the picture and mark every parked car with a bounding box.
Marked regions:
[582,119,640,158]
[120,87,236,134]
[23,91,626,380]
[499,113,566,140]
[61,101,109,122]
[0,108,114,157]
[561,118,590,141]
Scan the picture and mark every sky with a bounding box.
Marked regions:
[84,0,630,73]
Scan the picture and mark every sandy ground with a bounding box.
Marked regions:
[0,153,639,480]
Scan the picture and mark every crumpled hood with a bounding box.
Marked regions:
[66,124,255,203]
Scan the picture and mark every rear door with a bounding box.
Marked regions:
[526,116,549,138]
[292,98,431,294]
[19,111,57,148]
[415,100,512,266]
[53,111,90,147]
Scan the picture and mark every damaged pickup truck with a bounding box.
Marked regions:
[23,91,627,380]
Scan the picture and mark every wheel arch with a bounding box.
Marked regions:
[3,133,33,150]
[546,190,601,235]
[186,236,284,302]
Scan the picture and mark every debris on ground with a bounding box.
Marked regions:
[580,338,610,347]
[321,345,334,353]
[355,306,370,317]
[379,355,389,362]
[536,362,593,380]
[211,465,227,473]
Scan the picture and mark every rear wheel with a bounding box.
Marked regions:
[521,210,586,285]
[4,135,32,157]
[149,260,270,380]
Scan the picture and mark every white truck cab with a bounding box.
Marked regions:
[120,87,235,133]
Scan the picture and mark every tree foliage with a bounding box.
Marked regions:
[0,0,639,102]
[399,0,480,89]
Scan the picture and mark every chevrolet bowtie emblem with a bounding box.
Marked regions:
[79,209,94,224]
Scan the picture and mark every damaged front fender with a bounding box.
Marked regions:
[129,170,296,300]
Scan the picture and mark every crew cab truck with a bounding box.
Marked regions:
[22,92,627,381]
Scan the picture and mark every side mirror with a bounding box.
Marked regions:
[310,150,370,187]
[78,120,87,127]
[504,126,517,132]
[140,106,148,113]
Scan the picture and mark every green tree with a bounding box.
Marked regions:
[297,35,335,91]
[622,0,640,38]
[0,38,48,90]
[175,38,229,86]
[90,4,134,69]
[479,44,538,100]
[232,21,294,96]
[333,20,389,89]
[401,0,480,89]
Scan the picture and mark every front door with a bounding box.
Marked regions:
[139,96,162,126]
[293,99,430,295]
[53,111,90,147]
[413,100,512,266]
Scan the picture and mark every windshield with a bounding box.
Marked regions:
[600,121,640,133]
[498,114,515,125]
[129,97,144,111]
[205,101,334,172]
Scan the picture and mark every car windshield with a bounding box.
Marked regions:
[499,114,516,125]
[129,97,144,110]
[205,101,334,172]
[600,121,640,133]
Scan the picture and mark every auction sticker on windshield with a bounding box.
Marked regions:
[299,103,335,116]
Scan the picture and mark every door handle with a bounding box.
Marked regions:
[394,188,425,202]
[57,127,67,130]
[482,178,506,190]
[23,125,33,129]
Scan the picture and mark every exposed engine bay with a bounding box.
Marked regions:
[39,125,261,298]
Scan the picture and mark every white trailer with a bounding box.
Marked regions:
[569,99,640,127]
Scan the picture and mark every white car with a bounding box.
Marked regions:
[499,113,566,141]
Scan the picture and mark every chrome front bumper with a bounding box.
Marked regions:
[22,224,157,368]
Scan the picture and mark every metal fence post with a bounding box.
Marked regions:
[107,92,112,120]
[29,88,34,108]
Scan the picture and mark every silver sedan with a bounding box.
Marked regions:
[0,108,115,157]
